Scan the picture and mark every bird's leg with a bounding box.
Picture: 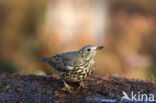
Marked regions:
[78,82,86,90]
[62,80,73,92]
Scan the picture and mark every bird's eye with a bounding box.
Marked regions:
[87,48,91,51]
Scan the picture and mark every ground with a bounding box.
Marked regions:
[0,73,155,103]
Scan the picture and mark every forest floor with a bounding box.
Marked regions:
[0,73,155,103]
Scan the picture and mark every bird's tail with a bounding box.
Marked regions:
[37,58,51,62]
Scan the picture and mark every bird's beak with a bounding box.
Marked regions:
[96,46,104,50]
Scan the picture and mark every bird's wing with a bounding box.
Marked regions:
[48,51,83,71]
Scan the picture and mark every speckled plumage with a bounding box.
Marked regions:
[38,45,103,83]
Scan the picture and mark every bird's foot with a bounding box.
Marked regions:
[62,80,73,92]
[78,82,87,90]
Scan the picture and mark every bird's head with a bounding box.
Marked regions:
[79,45,104,60]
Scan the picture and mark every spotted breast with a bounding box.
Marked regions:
[59,59,95,82]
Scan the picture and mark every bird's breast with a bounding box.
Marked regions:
[59,59,95,82]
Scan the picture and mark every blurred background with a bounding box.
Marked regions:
[0,0,156,79]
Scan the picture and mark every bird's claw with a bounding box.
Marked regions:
[62,80,73,92]
[78,82,87,90]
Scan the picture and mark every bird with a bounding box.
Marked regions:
[38,45,104,92]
